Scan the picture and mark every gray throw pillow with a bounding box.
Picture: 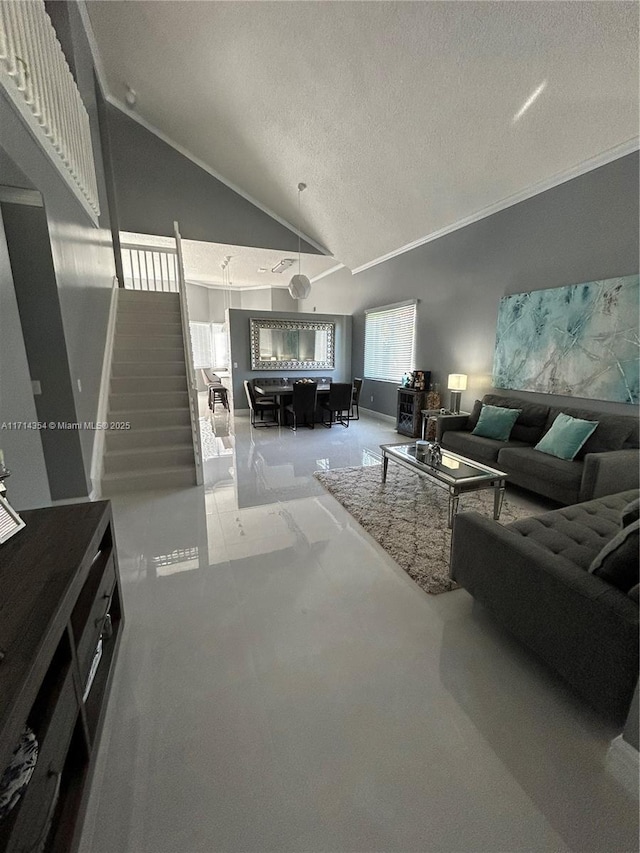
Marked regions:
[589,519,639,593]
[621,497,640,528]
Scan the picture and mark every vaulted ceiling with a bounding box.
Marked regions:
[87,1,639,272]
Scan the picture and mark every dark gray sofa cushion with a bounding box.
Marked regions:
[498,446,583,504]
[469,394,549,444]
[507,490,634,570]
[451,489,639,721]
[622,497,640,526]
[544,405,638,459]
[589,520,640,592]
[442,431,529,465]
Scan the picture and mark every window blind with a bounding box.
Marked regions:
[190,322,211,370]
[211,323,229,370]
[189,322,229,370]
[364,301,417,382]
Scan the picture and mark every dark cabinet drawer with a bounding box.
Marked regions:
[6,669,78,853]
[74,556,116,682]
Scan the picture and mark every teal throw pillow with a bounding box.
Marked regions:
[471,404,521,441]
[534,413,598,461]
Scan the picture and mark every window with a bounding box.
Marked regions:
[210,323,228,370]
[364,300,417,382]
[190,322,212,370]
[189,322,229,370]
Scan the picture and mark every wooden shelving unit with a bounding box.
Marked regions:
[396,388,426,437]
[0,501,123,853]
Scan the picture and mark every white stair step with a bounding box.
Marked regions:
[118,305,181,321]
[111,408,192,429]
[119,290,180,303]
[109,391,189,411]
[111,376,188,394]
[105,425,193,451]
[112,347,185,362]
[101,464,196,495]
[111,361,187,378]
[103,445,195,474]
[116,318,183,335]
[115,333,184,348]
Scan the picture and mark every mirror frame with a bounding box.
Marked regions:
[250,318,335,371]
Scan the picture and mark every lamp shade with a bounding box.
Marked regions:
[447,373,468,391]
[288,273,311,300]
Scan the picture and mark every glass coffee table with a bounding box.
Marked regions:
[380,442,508,528]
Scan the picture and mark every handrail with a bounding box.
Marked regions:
[174,221,203,486]
[0,0,99,220]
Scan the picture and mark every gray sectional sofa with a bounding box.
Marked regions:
[438,394,640,504]
[451,490,639,722]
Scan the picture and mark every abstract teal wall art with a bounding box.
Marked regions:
[493,275,639,404]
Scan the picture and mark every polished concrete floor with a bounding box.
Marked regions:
[79,402,638,853]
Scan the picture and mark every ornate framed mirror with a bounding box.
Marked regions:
[250,318,335,371]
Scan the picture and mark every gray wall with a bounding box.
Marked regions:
[228,308,352,409]
[271,287,299,312]
[105,104,322,255]
[300,153,640,419]
[0,208,51,509]
[186,282,211,322]
[0,2,116,506]
[240,289,271,311]
[2,203,89,499]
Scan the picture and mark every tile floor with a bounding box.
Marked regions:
[79,401,638,853]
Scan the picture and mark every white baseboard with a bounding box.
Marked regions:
[90,277,119,498]
[359,406,396,424]
[606,734,639,796]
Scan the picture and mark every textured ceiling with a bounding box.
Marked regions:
[121,232,339,289]
[88,1,639,272]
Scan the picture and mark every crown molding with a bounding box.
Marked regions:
[76,1,109,96]
[310,263,346,283]
[186,279,276,293]
[107,95,332,257]
[352,137,640,275]
[76,0,332,258]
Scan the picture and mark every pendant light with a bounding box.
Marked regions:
[288,182,311,299]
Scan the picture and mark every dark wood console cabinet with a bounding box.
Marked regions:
[0,501,123,853]
[396,388,426,437]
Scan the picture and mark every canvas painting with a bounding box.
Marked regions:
[493,275,639,404]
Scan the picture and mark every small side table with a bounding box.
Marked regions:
[421,410,471,441]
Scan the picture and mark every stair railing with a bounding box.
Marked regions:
[0,0,100,221]
[174,222,203,486]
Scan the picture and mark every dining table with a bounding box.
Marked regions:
[253,381,332,425]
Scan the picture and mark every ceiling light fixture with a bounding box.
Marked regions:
[271,258,295,274]
[288,182,311,300]
[125,85,137,107]
[512,80,547,123]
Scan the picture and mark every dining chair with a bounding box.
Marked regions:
[350,378,363,420]
[244,380,278,427]
[201,369,229,411]
[250,378,277,403]
[285,382,318,430]
[321,382,352,428]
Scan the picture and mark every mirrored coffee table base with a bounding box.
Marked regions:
[380,442,508,529]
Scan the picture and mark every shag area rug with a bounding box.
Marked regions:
[314,463,535,595]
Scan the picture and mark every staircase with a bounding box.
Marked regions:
[101,290,198,494]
